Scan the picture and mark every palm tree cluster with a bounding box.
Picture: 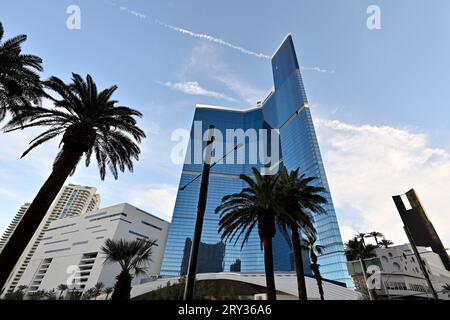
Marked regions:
[3,287,57,301]
[2,285,28,300]
[345,232,395,262]
[1,282,114,300]
[215,167,328,300]
[78,282,108,300]
[0,20,146,291]
[344,232,394,300]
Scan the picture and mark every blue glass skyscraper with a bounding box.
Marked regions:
[161,35,352,286]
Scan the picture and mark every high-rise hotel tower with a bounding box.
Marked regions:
[161,35,351,286]
[1,184,100,294]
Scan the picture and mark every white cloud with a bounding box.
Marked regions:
[180,44,267,105]
[159,80,237,102]
[211,71,268,106]
[315,117,450,247]
[0,187,23,200]
[301,66,335,74]
[130,185,178,222]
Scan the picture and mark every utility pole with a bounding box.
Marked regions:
[403,225,439,300]
[183,125,215,301]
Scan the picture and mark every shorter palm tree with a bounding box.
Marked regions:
[379,239,394,248]
[305,235,326,300]
[93,282,105,300]
[46,289,57,300]
[366,231,384,246]
[345,237,377,299]
[82,288,96,300]
[57,283,68,300]
[104,287,114,300]
[355,232,367,246]
[17,285,28,292]
[345,237,377,262]
[101,238,157,300]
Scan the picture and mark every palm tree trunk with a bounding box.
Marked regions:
[313,266,324,300]
[262,237,277,300]
[0,146,82,290]
[291,225,307,300]
[317,278,324,300]
[111,270,133,300]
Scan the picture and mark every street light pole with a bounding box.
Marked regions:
[403,225,439,300]
[183,125,215,301]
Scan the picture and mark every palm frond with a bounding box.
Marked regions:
[5,73,145,180]
[0,22,43,120]
[101,238,157,276]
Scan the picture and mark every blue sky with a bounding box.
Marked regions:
[1,0,450,247]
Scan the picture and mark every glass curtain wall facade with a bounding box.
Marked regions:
[161,35,351,286]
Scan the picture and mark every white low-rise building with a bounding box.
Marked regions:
[348,244,450,300]
[13,203,169,297]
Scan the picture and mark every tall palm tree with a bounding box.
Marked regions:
[275,167,326,300]
[215,167,282,300]
[305,235,326,300]
[0,73,145,290]
[57,283,68,300]
[101,238,157,300]
[0,21,43,121]
[104,287,114,300]
[366,231,384,246]
[379,239,394,248]
[93,282,105,300]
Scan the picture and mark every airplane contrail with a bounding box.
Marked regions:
[155,20,270,60]
[105,1,335,73]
